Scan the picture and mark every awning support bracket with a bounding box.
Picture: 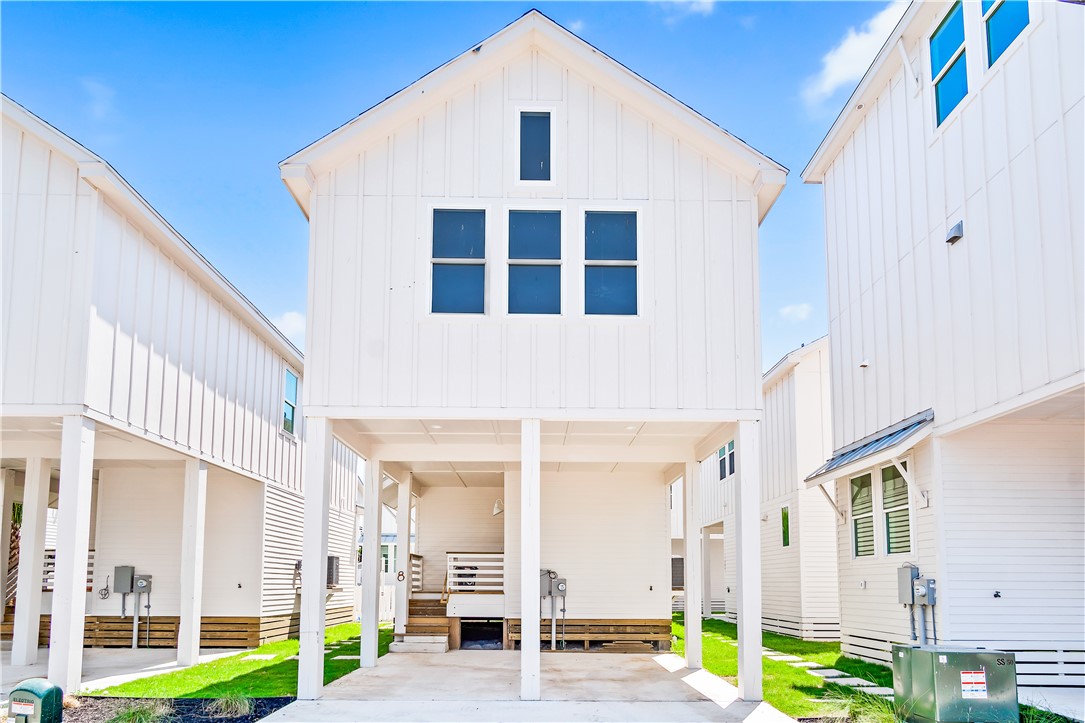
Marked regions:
[890,456,929,509]
[817,483,845,523]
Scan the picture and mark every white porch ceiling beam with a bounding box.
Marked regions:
[367,444,691,464]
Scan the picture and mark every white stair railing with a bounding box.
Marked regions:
[410,553,423,592]
[446,551,503,594]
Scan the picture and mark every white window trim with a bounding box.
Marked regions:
[579,204,645,319]
[847,456,916,561]
[512,104,560,189]
[927,1,970,130]
[718,439,735,482]
[425,203,493,318]
[500,204,565,318]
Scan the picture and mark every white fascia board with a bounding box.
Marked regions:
[305,405,763,421]
[280,163,315,220]
[761,335,828,390]
[801,1,934,184]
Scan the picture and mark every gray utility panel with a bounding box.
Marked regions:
[893,644,1018,723]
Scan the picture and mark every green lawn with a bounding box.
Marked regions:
[90,622,393,698]
[673,615,1074,723]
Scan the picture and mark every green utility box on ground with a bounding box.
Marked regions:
[892,644,1019,723]
[7,678,63,723]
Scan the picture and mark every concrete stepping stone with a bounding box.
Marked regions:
[859,687,895,696]
[808,668,848,678]
[332,655,360,660]
[241,654,276,661]
[766,654,803,661]
[828,677,876,687]
[789,661,821,668]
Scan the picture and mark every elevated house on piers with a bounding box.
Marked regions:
[0,96,360,694]
[281,10,787,701]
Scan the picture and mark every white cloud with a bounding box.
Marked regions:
[271,310,306,350]
[656,0,715,26]
[802,1,907,111]
[568,19,585,34]
[80,78,117,122]
[779,303,813,323]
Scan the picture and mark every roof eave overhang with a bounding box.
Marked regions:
[803,417,933,489]
[801,1,933,185]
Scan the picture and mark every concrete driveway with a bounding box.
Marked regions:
[264,651,795,722]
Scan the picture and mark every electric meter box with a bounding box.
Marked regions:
[113,565,135,594]
[8,677,62,723]
[133,574,152,593]
[892,644,1019,723]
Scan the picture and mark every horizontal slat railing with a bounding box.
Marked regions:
[447,551,503,593]
[410,553,423,592]
[41,549,95,592]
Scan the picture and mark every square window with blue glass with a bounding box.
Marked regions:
[508,210,561,314]
[432,209,486,314]
[585,211,637,315]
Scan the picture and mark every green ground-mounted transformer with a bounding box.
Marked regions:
[7,678,63,723]
[893,644,1019,723]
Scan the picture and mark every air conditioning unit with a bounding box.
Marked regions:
[893,644,1018,723]
[327,555,340,587]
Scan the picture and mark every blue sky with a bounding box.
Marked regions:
[2,0,903,369]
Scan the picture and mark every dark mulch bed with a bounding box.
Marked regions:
[66,696,294,723]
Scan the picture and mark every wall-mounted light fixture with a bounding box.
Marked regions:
[492,499,504,516]
[946,220,964,244]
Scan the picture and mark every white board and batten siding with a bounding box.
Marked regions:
[504,471,670,619]
[261,438,359,618]
[300,40,768,418]
[806,0,1083,448]
[2,110,96,408]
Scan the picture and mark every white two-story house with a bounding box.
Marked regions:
[802,0,1083,699]
[280,10,786,702]
[1,96,360,695]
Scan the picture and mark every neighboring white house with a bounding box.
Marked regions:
[802,0,1083,693]
[280,9,787,702]
[0,95,360,694]
[671,337,839,640]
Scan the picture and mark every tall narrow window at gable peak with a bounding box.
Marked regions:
[520,111,551,181]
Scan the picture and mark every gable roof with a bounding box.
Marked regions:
[281,9,787,221]
[2,94,303,367]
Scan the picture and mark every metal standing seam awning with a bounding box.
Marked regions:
[804,408,935,490]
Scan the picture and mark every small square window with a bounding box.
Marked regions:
[520,112,551,181]
[510,211,561,260]
[432,209,485,314]
[509,265,561,314]
[585,266,637,315]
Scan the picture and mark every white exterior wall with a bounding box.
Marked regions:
[505,471,670,619]
[415,486,504,592]
[939,421,1084,686]
[90,466,262,617]
[817,0,1083,448]
[260,438,358,617]
[304,45,762,416]
[1,117,95,408]
[85,197,304,490]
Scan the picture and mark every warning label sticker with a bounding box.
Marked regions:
[961,670,989,699]
[10,700,35,715]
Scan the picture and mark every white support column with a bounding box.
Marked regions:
[177,459,208,667]
[47,415,96,693]
[394,473,413,636]
[359,456,384,667]
[0,469,16,624]
[682,459,702,669]
[12,458,50,666]
[298,417,333,700]
[735,420,763,701]
[520,418,541,701]
[701,531,713,618]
